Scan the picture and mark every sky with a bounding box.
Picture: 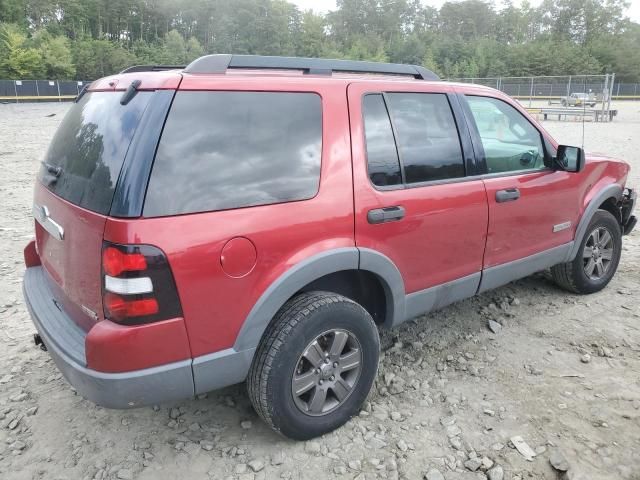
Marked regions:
[289,0,640,23]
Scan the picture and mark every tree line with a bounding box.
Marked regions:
[1,0,639,82]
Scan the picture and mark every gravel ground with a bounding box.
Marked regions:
[0,100,639,480]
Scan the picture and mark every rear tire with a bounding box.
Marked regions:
[551,210,622,294]
[247,291,380,440]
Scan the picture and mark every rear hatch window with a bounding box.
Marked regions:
[38,91,152,215]
[143,91,322,217]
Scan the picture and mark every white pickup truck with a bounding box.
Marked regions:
[558,92,597,107]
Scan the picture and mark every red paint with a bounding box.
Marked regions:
[26,70,631,375]
[89,71,182,92]
[85,317,191,372]
[103,79,355,356]
[221,237,258,278]
[482,170,582,266]
[450,86,630,268]
[348,82,488,293]
[34,185,106,332]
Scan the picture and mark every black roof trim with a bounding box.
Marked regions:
[183,54,439,80]
[119,65,186,74]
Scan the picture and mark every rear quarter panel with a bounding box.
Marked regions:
[104,78,354,357]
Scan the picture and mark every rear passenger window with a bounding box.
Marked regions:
[362,92,465,188]
[144,91,322,217]
[363,94,402,187]
[386,93,465,183]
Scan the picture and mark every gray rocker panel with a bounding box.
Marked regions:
[479,242,573,293]
[402,272,481,326]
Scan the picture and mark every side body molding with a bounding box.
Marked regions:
[405,272,480,322]
[478,242,573,293]
[358,248,406,328]
[566,183,623,261]
[233,247,360,351]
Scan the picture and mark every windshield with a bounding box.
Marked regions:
[38,91,152,215]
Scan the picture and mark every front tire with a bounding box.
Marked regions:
[247,291,380,440]
[551,210,622,294]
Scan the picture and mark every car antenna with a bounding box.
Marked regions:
[581,75,586,150]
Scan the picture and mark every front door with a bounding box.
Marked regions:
[347,82,488,297]
[460,93,582,269]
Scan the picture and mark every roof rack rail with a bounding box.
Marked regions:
[119,65,186,74]
[183,54,439,81]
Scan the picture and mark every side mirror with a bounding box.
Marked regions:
[555,145,585,172]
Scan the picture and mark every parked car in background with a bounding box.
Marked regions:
[23,55,636,440]
[557,92,597,107]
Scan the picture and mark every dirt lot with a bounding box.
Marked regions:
[0,101,639,480]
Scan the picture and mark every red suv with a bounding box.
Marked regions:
[23,55,636,440]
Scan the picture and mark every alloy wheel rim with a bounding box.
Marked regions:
[583,226,614,280]
[291,329,362,417]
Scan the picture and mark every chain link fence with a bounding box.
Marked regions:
[0,80,90,102]
[448,74,640,101]
[2,75,639,103]
[447,74,632,122]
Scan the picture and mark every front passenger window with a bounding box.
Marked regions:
[466,96,545,174]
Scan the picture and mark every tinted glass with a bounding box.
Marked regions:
[38,91,151,214]
[363,94,401,187]
[466,96,545,174]
[386,93,464,183]
[144,91,322,217]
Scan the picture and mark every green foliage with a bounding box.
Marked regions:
[71,38,137,79]
[296,11,325,58]
[346,35,389,63]
[0,0,27,26]
[0,23,43,78]
[0,0,638,81]
[162,30,187,64]
[31,31,76,78]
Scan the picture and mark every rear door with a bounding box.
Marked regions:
[459,92,582,268]
[347,82,488,296]
[34,90,154,330]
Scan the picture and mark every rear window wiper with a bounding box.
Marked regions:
[41,162,62,186]
[120,80,142,105]
[75,85,88,103]
[41,162,62,177]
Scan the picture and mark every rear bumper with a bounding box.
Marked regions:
[22,266,194,408]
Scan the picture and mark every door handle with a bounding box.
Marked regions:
[495,188,520,203]
[367,206,405,224]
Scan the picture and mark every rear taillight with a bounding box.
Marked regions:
[101,243,182,325]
